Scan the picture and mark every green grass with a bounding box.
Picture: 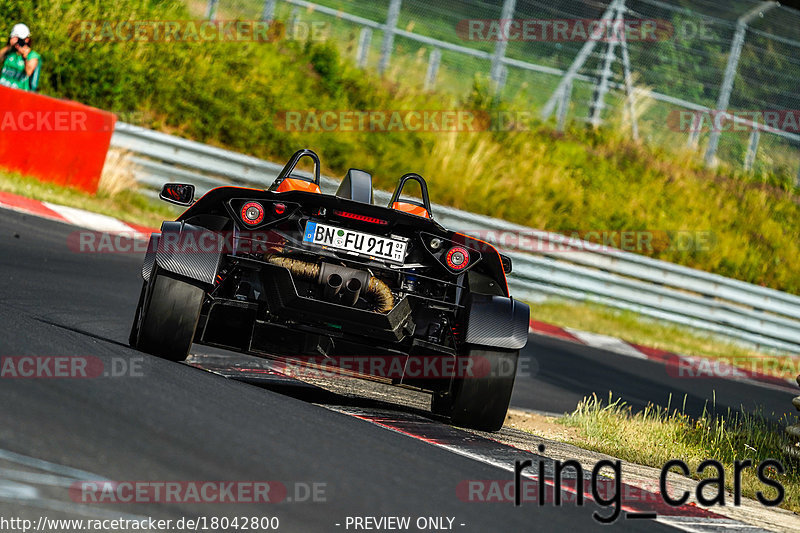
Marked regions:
[559,393,800,513]
[0,169,176,228]
[3,0,800,295]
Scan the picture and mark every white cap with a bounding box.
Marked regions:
[10,24,30,40]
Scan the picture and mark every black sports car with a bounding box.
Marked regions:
[130,149,529,431]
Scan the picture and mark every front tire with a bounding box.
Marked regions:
[132,268,204,361]
[432,347,519,432]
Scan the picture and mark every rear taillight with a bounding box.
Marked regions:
[333,210,388,225]
[241,202,265,225]
[445,246,470,271]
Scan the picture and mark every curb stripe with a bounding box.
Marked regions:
[0,191,156,236]
[43,203,140,234]
[530,320,798,393]
[565,329,650,360]
[529,320,582,343]
[0,191,69,223]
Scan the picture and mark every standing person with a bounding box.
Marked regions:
[0,24,40,91]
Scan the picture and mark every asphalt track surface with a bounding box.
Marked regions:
[0,208,792,531]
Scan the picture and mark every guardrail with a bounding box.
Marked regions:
[111,123,800,355]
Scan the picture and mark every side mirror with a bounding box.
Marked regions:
[499,254,512,274]
[160,183,195,206]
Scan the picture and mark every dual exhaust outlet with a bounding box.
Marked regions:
[318,262,370,307]
[324,273,362,307]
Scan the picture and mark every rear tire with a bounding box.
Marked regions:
[432,347,519,432]
[133,268,204,361]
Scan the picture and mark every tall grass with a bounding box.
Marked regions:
[98,149,137,197]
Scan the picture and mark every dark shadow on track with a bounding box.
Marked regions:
[182,352,452,425]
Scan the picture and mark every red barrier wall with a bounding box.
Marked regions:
[0,86,116,193]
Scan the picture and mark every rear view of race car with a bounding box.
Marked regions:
[130,149,529,431]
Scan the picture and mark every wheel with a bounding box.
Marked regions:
[132,268,204,361]
[432,347,519,432]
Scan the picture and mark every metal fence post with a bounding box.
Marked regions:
[618,7,639,141]
[262,0,277,21]
[589,37,619,127]
[379,0,402,74]
[541,0,620,120]
[704,2,778,166]
[590,1,626,129]
[425,49,442,91]
[555,79,572,132]
[796,161,800,188]
[744,124,760,171]
[357,27,372,69]
[687,113,703,148]
[205,0,219,20]
[490,0,517,91]
[498,65,508,89]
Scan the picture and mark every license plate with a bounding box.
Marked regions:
[303,222,407,264]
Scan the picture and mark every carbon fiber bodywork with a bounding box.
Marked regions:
[464,294,530,350]
[141,234,157,282]
[153,221,222,286]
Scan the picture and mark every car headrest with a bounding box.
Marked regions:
[336,168,373,204]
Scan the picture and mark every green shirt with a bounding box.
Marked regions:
[0,49,40,91]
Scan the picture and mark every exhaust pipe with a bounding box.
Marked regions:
[324,273,343,300]
[264,255,395,313]
[342,277,362,307]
